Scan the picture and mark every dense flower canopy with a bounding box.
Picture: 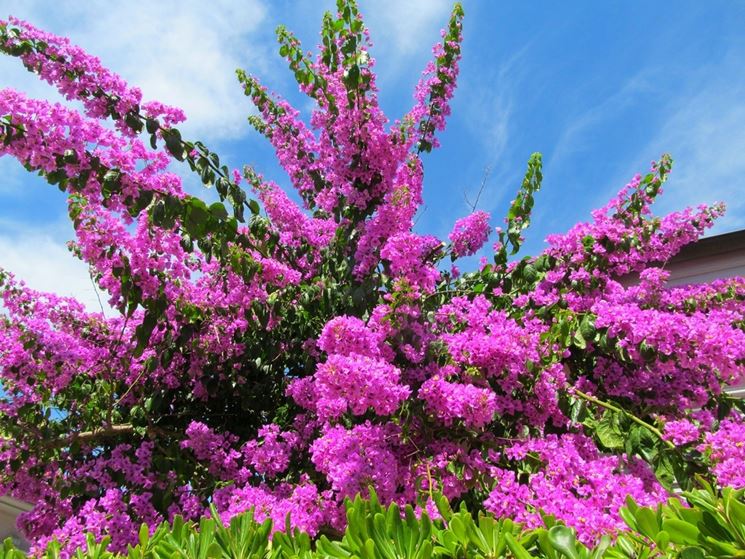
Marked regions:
[0,1,744,555]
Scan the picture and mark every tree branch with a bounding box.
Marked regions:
[72,423,134,443]
[574,389,675,450]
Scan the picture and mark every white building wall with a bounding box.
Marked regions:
[0,496,30,550]
[667,248,745,286]
[665,231,745,398]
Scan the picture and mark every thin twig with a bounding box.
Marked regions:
[464,165,491,211]
[574,389,675,450]
[89,268,106,316]
[413,204,428,227]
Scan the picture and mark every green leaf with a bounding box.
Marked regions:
[125,112,143,132]
[209,202,228,220]
[680,547,705,559]
[138,523,150,548]
[133,312,158,357]
[572,329,587,349]
[662,519,700,546]
[653,529,670,550]
[547,526,580,559]
[504,533,533,559]
[495,152,543,265]
[595,411,625,450]
[62,149,78,164]
[162,128,185,161]
[579,315,596,340]
[146,118,160,134]
[344,64,360,89]
[634,507,659,539]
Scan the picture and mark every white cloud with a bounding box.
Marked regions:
[361,0,452,58]
[0,1,274,312]
[0,0,457,143]
[0,220,111,314]
[0,0,269,141]
[642,70,745,234]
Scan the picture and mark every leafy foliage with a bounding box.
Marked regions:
[2,489,745,559]
[0,0,743,555]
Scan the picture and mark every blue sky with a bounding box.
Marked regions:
[1,0,745,310]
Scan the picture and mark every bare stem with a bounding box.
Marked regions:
[574,389,675,450]
[73,423,134,443]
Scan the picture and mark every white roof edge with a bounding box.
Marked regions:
[0,496,33,514]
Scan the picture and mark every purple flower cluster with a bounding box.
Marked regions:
[310,422,401,503]
[419,374,496,428]
[484,434,667,544]
[700,417,745,488]
[449,211,491,258]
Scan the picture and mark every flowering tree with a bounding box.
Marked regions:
[0,1,744,554]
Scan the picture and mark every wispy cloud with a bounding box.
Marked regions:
[454,44,533,218]
[465,65,515,163]
[533,43,745,243]
[545,73,652,174]
[351,0,454,93]
[472,43,535,159]
[0,0,269,141]
[640,54,745,233]
[572,49,745,236]
[529,72,654,239]
[362,0,452,59]
[0,218,109,313]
